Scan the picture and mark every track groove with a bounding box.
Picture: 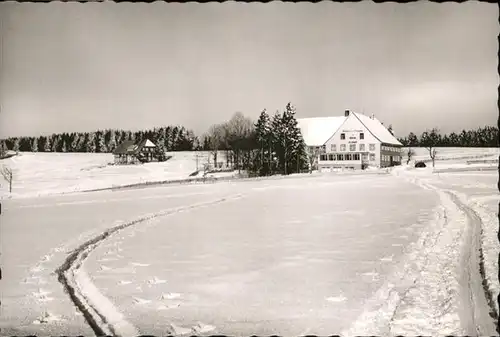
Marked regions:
[55,193,243,336]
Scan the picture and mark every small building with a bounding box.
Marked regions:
[297,110,403,171]
[113,138,159,165]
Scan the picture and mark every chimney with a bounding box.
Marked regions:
[344,109,350,117]
[371,113,375,120]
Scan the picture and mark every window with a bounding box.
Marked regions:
[340,144,346,151]
[331,144,337,152]
[345,154,352,161]
[349,144,356,151]
[328,154,334,161]
[340,133,345,140]
[338,154,344,161]
[369,144,376,151]
[321,145,326,153]
[353,153,360,161]
[320,154,327,161]
[362,154,368,161]
[359,144,365,151]
[370,153,376,161]
[360,133,364,140]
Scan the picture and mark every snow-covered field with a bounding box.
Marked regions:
[402,146,499,163]
[0,151,231,199]
[1,148,498,336]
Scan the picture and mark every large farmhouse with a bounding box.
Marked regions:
[297,110,403,171]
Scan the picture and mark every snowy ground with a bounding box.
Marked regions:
[1,148,498,336]
[0,151,232,199]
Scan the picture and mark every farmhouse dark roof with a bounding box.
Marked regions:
[113,138,157,155]
[113,140,138,155]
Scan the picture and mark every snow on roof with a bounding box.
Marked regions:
[352,112,402,146]
[296,116,347,146]
[144,139,156,147]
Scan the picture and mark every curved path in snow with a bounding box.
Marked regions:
[55,194,244,336]
[393,167,497,335]
[2,168,496,336]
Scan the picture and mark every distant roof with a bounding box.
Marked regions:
[296,116,347,146]
[297,111,402,146]
[113,138,157,155]
[353,112,402,146]
[113,140,136,155]
[144,139,156,147]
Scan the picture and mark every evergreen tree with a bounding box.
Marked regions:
[44,136,52,152]
[255,109,272,175]
[13,138,20,152]
[31,137,38,152]
[96,131,106,153]
[86,132,96,153]
[407,132,418,147]
[272,102,305,175]
[108,131,117,152]
[0,139,7,156]
[156,127,167,154]
[71,134,80,152]
[51,135,60,152]
[165,126,173,151]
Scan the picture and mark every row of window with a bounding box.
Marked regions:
[382,145,401,152]
[340,132,364,140]
[382,155,401,162]
[329,143,376,152]
[320,153,376,162]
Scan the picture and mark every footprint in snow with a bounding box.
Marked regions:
[41,254,52,262]
[157,303,181,310]
[148,277,166,286]
[362,272,380,281]
[380,255,394,262]
[168,323,193,335]
[326,295,347,303]
[100,265,112,271]
[98,257,119,263]
[22,276,47,285]
[33,311,62,324]
[131,262,150,267]
[30,265,44,273]
[192,322,216,334]
[119,280,133,285]
[133,297,152,305]
[161,293,181,300]
[32,289,54,302]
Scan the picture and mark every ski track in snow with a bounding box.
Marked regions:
[54,193,244,337]
[342,167,497,336]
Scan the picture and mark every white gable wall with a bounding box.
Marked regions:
[324,113,381,167]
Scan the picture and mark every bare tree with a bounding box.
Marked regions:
[406,148,415,165]
[1,166,13,193]
[420,128,440,168]
[225,112,254,172]
[206,124,226,169]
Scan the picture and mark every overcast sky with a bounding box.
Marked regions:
[0,2,498,139]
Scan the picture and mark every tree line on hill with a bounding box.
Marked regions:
[0,126,199,156]
[397,126,498,148]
